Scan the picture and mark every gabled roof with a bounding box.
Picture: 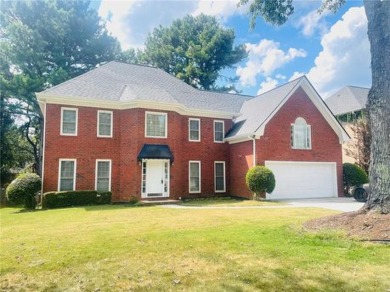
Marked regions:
[38,61,248,117]
[325,86,369,116]
[226,76,350,143]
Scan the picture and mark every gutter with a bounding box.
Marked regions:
[250,135,256,167]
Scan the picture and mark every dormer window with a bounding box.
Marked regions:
[291,117,311,150]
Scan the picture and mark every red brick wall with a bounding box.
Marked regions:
[229,87,344,199]
[43,104,231,201]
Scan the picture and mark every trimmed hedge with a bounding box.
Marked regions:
[343,163,369,194]
[6,173,41,209]
[42,190,112,209]
[246,166,276,199]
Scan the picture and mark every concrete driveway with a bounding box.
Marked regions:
[278,197,364,212]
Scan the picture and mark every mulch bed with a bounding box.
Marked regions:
[304,211,390,241]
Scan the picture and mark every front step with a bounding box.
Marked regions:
[140,199,181,206]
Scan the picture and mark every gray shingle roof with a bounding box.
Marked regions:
[41,61,248,114]
[325,86,369,116]
[226,77,302,138]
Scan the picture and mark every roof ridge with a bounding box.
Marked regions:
[347,85,370,90]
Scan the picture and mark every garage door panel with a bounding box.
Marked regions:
[265,161,337,199]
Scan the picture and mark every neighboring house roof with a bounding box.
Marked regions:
[226,76,350,143]
[325,86,369,116]
[38,61,249,117]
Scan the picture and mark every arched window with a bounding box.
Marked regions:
[291,117,311,149]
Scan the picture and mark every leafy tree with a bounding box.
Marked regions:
[0,0,120,175]
[115,48,140,64]
[141,14,247,91]
[239,0,390,214]
[245,166,275,200]
[345,118,371,174]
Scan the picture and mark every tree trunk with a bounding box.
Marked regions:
[363,1,390,214]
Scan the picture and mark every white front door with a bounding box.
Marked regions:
[142,159,169,198]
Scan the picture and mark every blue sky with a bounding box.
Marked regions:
[97,0,371,98]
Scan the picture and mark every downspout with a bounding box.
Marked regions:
[250,135,256,167]
[40,102,47,206]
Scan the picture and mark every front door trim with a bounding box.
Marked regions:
[141,159,170,198]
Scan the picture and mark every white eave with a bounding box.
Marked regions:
[36,93,242,120]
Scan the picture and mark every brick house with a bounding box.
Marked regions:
[37,62,349,201]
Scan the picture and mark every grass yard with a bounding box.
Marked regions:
[180,197,283,207]
[1,205,389,291]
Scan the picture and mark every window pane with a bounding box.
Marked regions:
[189,162,200,192]
[99,112,112,136]
[62,110,76,134]
[215,163,225,191]
[214,122,224,142]
[60,161,74,191]
[97,161,110,192]
[189,120,199,141]
[146,113,166,137]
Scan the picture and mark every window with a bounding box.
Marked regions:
[95,160,111,192]
[97,110,113,137]
[189,161,201,193]
[189,118,200,141]
[58,159,76,191]
[61,108,78,136]
[214,161,226,192]
[145,112,167,138]
[291,117,312,149]
[214,120,224,143]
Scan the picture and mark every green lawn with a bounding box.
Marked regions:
[180,197,283,206]
[1,205,389,291]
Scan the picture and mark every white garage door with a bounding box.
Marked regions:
[265,161,337,199]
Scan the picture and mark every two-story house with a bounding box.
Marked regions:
[37,62,349,201]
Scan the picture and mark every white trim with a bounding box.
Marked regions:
[145,111,168,138]
[60,107,78,136]
[214,161,226,193]
[95,159,112,192]
[189,161,201,193]
[40,102,47,198]
[214,120,225,143]
[58,159,77,191]
[141,159,170,198]
[97,110,113,138]
[37,94,240,120]
[188,118,201,142]
[291,117,312,150]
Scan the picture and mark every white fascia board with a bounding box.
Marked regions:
[252,77,349,144]
[36,93,240,119]
[299,79,350,143]
[225,133,258,144]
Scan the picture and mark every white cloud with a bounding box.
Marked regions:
[289,71,305,81]
[192,0,245,21]
[296,9,329,36]
[99,0,197,49]
[306,6,371,97]
[257,77,279,95]
[236,39,307,87]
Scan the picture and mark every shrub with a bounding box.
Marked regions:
[6,173,41,209]
[246,166,275,200]
[343,163,369,195]
[42,190,112,209]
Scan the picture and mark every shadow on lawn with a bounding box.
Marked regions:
[222,266,360,291]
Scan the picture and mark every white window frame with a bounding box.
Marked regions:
[291,117,312,150]
[95,159,112,192]
[214,120,224,143]
[188,118,201,142]
[60,107,78,136]
[214,161,226,193]
[97,110,113,138]
[58,159,76,191]
[145,111,168,138]
[189,161,201,193]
